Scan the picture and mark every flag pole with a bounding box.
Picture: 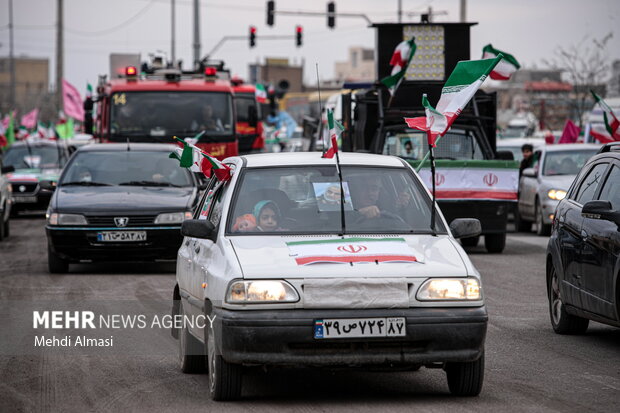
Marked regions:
[334,143,346,238]
[427,131,437,236]
[415,134,445,173]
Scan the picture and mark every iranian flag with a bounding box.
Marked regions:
[170,136,232,181]
[381,36,417,96]
[591,90,620,139]
[255,84,267,103]
[482,44,520,80]
[323,109,345,159]
[286,237,420,265]
[404,55,502,146]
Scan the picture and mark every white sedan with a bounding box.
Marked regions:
[172,152,487,400]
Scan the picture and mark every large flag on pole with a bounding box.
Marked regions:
[20,109,39,129]
[62,79,85,121]
[404,55,502,146]
[481,44,520,80]
[323,109,345,159]
[591,90,620,139]
[381,36,417,96]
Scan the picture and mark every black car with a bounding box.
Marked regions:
[546,143,620,333]
[3,140,72,214]
[46,143,202,273]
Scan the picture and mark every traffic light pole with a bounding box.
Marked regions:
[203,35,295,60]
[273,10,372,25]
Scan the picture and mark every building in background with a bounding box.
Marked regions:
[249,58,304,93]
[0,57,55,121]
[334,47,375,83]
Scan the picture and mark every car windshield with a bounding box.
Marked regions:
[110,91,233,137]
[60,151,193,187]
[543,150,598,176]
[235,94,257,123]
[3,145,65,169]
[383,128,484,161]
[227,166,444,235]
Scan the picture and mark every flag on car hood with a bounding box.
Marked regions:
[404,56,502,146]
[482,44,520,80]
[381,36,417,96]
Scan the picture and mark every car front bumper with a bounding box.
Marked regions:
[46,226,183,262]
[212,306,487,367]
[540,198,559,225]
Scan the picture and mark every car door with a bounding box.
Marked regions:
[519,149,542,220]
[580,162,619,320]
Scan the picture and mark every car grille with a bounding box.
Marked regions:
[86,215,157,227]
[11,182,39,195]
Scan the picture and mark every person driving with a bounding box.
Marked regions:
[354,176,382,219]
[199,105,224,132]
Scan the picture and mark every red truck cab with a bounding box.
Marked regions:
[231,80,264,154]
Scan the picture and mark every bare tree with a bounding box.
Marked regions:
[544,33,612,127]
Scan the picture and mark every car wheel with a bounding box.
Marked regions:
[484,233,506,253]
[445,352,484,397]
[515,210,532,232]
[548,264,589,334]
[206,312,242,401]
[178,302,206,374]
[460,236,479,247]
[47,245,69,274]
[535,199,551,236]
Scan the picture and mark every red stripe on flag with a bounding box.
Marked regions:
[295,255,418,265]
[489,71,510,80]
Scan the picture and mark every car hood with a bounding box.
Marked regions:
[7,168,62,182]
[229,235,468,279]
[54,186,195,214]
[539,174,576,191]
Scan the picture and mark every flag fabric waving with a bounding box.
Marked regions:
[20,109,39,129]
[255,84,267,103]
[323,109,345,159]
[558,119,581,144]
[170,136,232,181]
[404,56,502,146]
[481,44,520,80]
[62,79,85,121]
[381,36,417,96]
[5,112,16,147]
[591,90,620,139]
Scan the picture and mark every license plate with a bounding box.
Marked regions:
[97,231,147,242]
[314,317,406,339]
[12,196,37,203]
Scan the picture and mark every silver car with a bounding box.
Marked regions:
[518,144,600,235]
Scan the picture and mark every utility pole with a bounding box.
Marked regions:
[56,0,63,115]
[193,0,201,69]
[9,0,15,111]
[171,0,176,64]
[460,0,467,22]
[397,0,402,23]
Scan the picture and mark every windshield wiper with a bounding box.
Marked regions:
[61,181,112,186]
[118,180,180,187]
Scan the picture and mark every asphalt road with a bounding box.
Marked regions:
[1,216,618,412]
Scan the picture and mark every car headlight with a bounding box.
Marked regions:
[547,189,566,200]
[416,278,481,301]
[154,211,193,224]
[47,213,87,226]
[226,280,299,303]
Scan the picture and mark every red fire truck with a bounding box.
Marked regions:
[84,58,238,159]
[231,78,265,154]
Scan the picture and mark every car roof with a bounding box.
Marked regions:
[229,152,406,168]
[76,143,177,152]
[541,143,602,152]
[6,140,65,148]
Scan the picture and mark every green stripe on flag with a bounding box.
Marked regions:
[482,44,520,69]
[443,56,502,88]
[286,237,406,246]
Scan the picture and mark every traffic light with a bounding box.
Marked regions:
[249,26,256,48]
[267,1,275,26]
[327,2,335,29]
[295,25,303,47]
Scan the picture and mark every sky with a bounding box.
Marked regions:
[1,0,619,97]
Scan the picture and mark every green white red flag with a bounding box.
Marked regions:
[404,55,502,146]
[591,90,620,140]
[481,44,520,80]
[255,84,267,103]
[170,136,232,181]
[381,36,417,96]
[323,109,345,159]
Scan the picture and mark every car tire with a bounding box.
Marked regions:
[535,199,551,236]
[460,236,479,247]
[548,264,589,334]
[47,246,69,274]
[515,210,532,232]
[206,312,242,401]
[484,233,506,253]
[445,352,484,397]
[178,302,206,374]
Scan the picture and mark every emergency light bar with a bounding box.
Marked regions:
[125,66,137,77]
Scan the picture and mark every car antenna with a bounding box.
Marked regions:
[427,130,437,236]
[126,137,131,151]
[316,63,327,157]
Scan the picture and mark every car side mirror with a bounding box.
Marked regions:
[449,218,482,239]
[39,180,57,191]
[496,150,514,160]
[181,219,217,242]
[581,200,620,226]
[522,167,536,178]
[1,165,15,174]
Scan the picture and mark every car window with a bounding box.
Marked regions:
[227,165,445,234]
[383,129,484,161]
[209,183,228,227]
[574,163,608,204]
[598,165,620,209]
[194,176,217,219]
[542,150,597,176]
[3,146,66,169]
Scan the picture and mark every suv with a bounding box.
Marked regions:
[173,152,487,400]
[546,142,620,333]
